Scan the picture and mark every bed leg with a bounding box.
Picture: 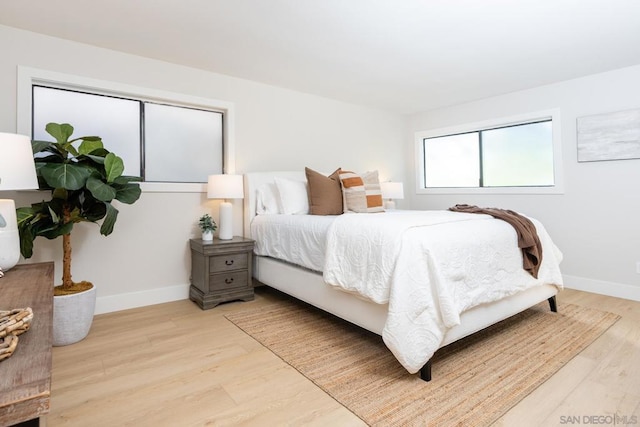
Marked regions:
[419,360,432,382]
[548,295,558,313]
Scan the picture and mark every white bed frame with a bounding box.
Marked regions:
[243,171,558,380]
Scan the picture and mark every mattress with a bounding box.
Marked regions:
[251,210,416,271]
[251,213,336,272]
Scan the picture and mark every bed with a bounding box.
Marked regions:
[243,171,563,381]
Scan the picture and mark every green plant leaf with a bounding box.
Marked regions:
[81,199,107,222]
[100,203,119,236]
[35,152,64,164]
[40,163,91,190]
[42,198,66,218]
[78,138,104,155]
[104,153,124,183]
[16,207,35,227]
[19,225,35,259]
[82,147,110,161]
[86,176,117,201]
[70,135,101,143]
[113,175,142,185]
[46,123,74,144]
[40,221,73,239]
[52,188,68,200]
[31,139,52,154]
[47,205,60,223]
[64,143,79,157]
[115,184,142,204]
[16,207,38,258]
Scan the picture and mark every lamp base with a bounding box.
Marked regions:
[384,199,396,210]
[0,199,21,271]
[218,201,233,240]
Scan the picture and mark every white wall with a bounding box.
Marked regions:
[4,23,637,309]
[0,25,406,312]
[408,65,640,301]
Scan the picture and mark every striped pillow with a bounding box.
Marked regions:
[339,170,384,213]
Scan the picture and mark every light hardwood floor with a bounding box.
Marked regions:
[44,288,640,427]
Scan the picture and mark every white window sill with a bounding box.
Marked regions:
[140,182,207,193]
[416,185,564,195]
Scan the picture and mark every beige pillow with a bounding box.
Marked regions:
[305,167,343,215]
[339,170,384,213]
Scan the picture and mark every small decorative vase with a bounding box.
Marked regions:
[202,230,214,241]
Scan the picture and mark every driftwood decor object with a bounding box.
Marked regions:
[0,307,34,361]
[0,334,19,362]
[0,262,54,426]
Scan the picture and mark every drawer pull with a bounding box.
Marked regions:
[225,260,234,266]
[225,277,234,284]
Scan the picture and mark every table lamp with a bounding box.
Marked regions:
[207,174,244,240]
[0,133,38,272]
[380,181,404,210]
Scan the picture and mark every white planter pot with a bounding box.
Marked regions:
[202,230,214,241]
[53,285,97,346]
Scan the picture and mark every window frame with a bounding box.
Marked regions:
[17,66,235,193]
[414,109,564,195]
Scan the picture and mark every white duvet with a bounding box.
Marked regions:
[323,210,563,373]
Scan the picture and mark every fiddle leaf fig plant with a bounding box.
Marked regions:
[17,123,142,295]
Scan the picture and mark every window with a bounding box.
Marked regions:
[18,67,234,193]
[32,86,223,184]
[32,86,142,176]
[415,110,563,194]
[144,103,222,183]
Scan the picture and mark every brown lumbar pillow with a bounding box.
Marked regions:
[305,167,344,215]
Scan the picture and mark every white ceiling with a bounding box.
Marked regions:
[2,0,640,114]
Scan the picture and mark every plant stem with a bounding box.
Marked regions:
[62,204,73,289]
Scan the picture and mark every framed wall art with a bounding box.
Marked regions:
[576,108,640,162]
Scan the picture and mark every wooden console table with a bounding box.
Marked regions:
[0,262,54,427]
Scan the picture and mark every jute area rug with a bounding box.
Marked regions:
[225,293,619,426]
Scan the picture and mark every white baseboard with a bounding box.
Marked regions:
[562,274,640,302]
[93,275,639,315]
[95,283,190,315]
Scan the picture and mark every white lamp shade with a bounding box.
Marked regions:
[0,133,38,191]
[380,182,404,200]
[207,174,244,199]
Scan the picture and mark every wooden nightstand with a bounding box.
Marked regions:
[189,237,255,310]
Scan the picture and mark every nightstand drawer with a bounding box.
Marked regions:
[190,237,255,310]
[210,253,248,273]
[210,271,249,291]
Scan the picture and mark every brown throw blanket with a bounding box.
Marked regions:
[448,204,542,278]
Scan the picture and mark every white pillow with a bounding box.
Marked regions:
[256,183,281,215]
[274,177,309,215]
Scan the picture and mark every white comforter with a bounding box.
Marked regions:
[323,210,563,373]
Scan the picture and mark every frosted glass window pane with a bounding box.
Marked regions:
[32,86,141,176]
[482,121,554,187]
[424,133,479,187]
[144,103,223,183]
